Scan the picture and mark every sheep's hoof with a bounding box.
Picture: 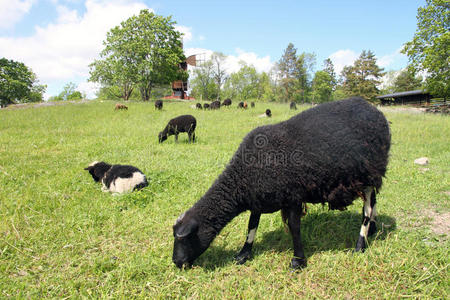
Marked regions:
[354,237,366,253]
[290,257,307,271]
[234,251,251,265]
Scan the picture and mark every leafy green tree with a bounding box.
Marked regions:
[226,62,260,101]
[89,10,186,101]
[190,59,217,101]
[277,43,315,103]
[312,70,333,103]
[0,58,46,106]
[340,50,385,101]
[323,58,337,91]
[392,67,423,92]
[402,0,449,99]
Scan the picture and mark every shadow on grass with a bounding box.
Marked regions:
[196,211,396,271]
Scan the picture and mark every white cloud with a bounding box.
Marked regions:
[0,0,149,98]
[328,49,359,75]
[0,0,36,29]
[175,25,192,43]
[377,48,407,69]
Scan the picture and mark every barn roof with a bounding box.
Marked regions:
[377,90,429,99]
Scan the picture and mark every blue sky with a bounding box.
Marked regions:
[0,0,426,99]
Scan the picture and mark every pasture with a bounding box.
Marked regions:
[0,100,449,298]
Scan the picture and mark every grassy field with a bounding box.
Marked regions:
[0,100,449,299]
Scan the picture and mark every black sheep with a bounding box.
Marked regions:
[155,100,163,110]
[290,101,297,110]
[265,109,272,117]
[172,97,391,270]
[238,102,244,109]
[196,103,202,109]
[203,103,210,110]
[210,101,221,110]
[84,161,148,193]
[251,102,255,108]
[159,115,197,143]
[222,98,232,107]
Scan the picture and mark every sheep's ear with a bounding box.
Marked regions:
[84,166,93,171]
[175,218,198,238]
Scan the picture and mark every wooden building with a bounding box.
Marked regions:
[377,90,432,105]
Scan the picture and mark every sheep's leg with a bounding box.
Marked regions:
[192,132,196,143]
[285,207,307,269]
[174,133,179,143]
[355,187,377,252]
[235,212,261,264]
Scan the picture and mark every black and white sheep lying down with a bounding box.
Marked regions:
[159,115,197,143]
[172,97,391,270]
[84,161,148,194]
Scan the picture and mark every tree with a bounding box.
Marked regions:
[392,67,423,92]
[312,71,333,103]
[340,50,385,101]
[277,43,315,103]
[225,62,260,101]
[0,58,46,107]
[402,0,449,99]
[211,52,228,100]
[189,59,217,101]
[323,58,337,91]
[89,10,186,101]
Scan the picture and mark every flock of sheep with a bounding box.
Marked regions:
[86,97,391,271]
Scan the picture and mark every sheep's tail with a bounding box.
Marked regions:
[281,203,308,233]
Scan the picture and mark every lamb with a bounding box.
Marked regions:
[265,109,272,117]
[172,97,391,270]
[203,103,210,110]
[159,114,197,143]
[155,100,163,110]
[115,103,128,110]
[196,103,203,109]
[84,161,148,194]
[290,102,297,110]
[210,101,221,110]
[222,98,232,107]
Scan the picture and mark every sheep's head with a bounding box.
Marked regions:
[172,212,210,269]
[158,132,167,143]
[84,161,110,182]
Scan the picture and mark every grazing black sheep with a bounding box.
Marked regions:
[172,97,391,270]
[203,103,210,110]
[159,115,197,143]
[196,103,202,109]
[290,102,297,110]
[238,102,245,109]
[222,98,232,107]
[251,102,255,108]
[84,161,148,193]
[265,109,272,117]
[155,100,163,110]
[210,101,221,110]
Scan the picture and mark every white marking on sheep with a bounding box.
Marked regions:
[108,172,146,194]
[246,228,257,244]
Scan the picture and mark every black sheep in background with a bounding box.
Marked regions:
[290,101,297,110]
[172,97,391,270]
[159,115,197,143]
[155,100,163,110]
[203,103,210,110]
[196,103,202,109]
[265,109,272,117]
[210,101,221,110]
[222,98,232,107]
[251,102,255,108]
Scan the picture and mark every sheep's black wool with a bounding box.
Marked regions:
[154,100,163,110]
[159,114,197,143]
[210,101,221,110]
[84,161,148,193]
[203,103,210,110]
[238,101,245,108]
[250,102,255,108]
[222,98,232,106]
[196,103,202,109]
[290,101,297,110]
[265,109,272,117]
[173,97,391,270]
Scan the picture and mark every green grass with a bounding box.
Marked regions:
[0,101,449,299]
